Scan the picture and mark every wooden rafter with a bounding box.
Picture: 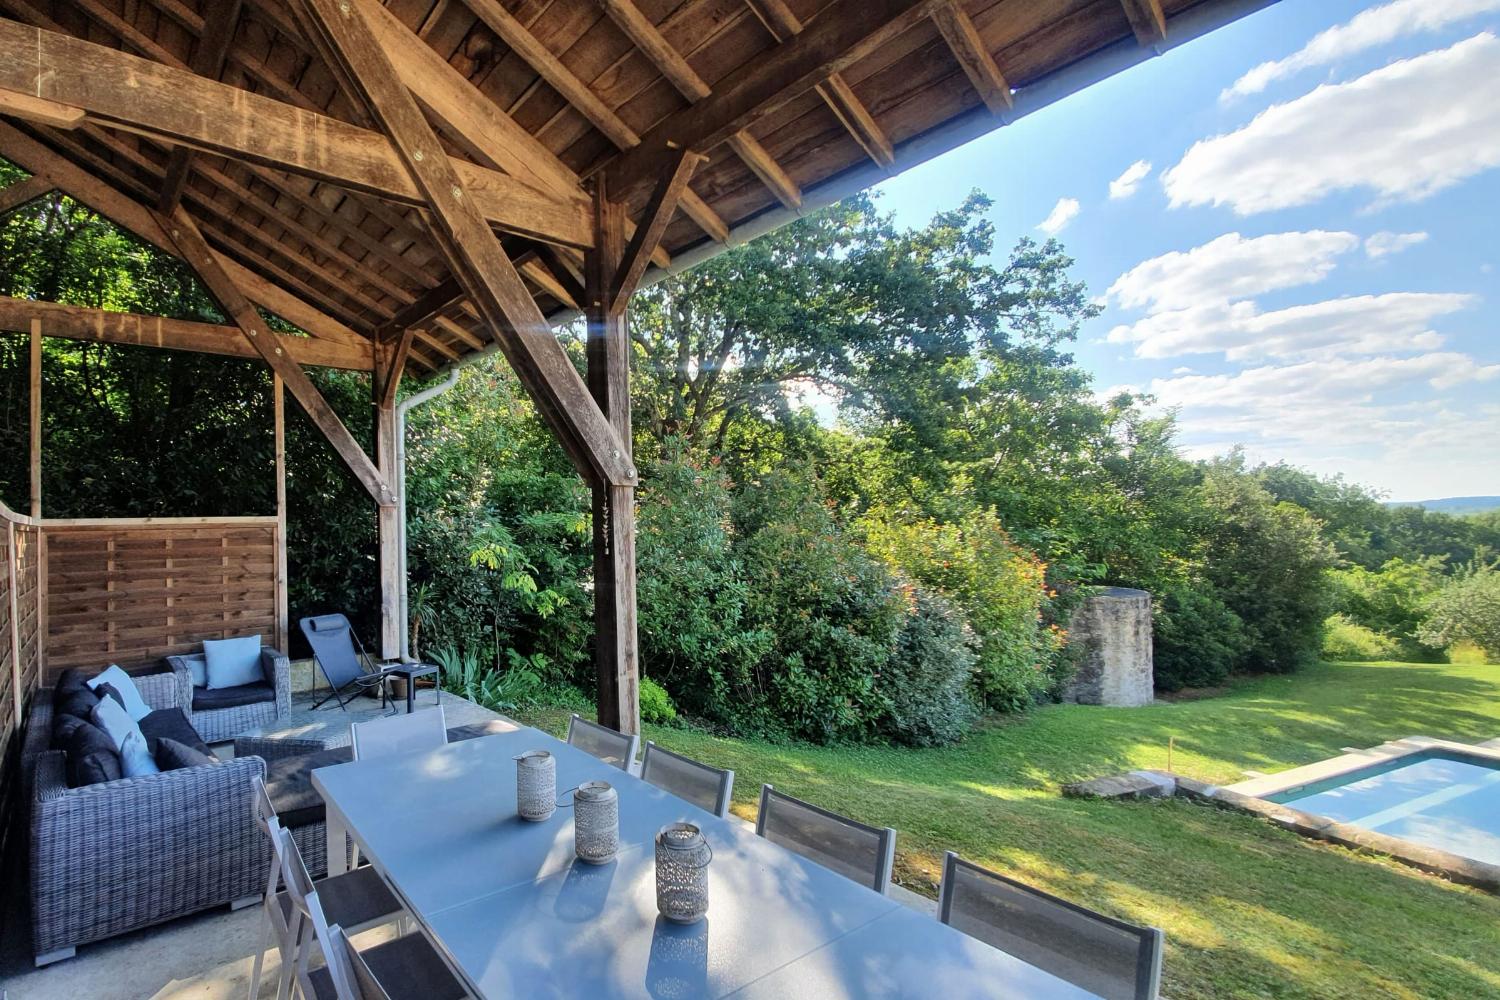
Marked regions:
[534,243,588,310]
[301,0,636,488]
[744,0,895,167]
[607,0,948,198]
[930,1,1012,116]
[596,0,803,209]
[375,276,466,341]
[158,0,243,212]
[0,121,375,352]
[610,150,704,313]
[165,209,391,503]
[0,174,53,214]
[0,18,594,250]
[1120,0,1167,46]
[0,296,373,370]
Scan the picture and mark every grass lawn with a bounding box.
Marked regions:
[515,660,1500,999]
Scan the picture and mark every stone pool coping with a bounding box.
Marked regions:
[1064,736,1500,894]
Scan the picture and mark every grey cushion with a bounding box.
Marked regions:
[192,681,275,712]
[55,685,101,725]
[55,714,123,787]
[203,636,264,689]
[55,668,90,699]
[263,746,352,829]
[155,736,218,771]
[94,681,126,713]
[138,708,212,757]
[91,697,159,776]
[87,664,153,721]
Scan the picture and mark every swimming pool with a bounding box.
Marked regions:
[1266,750,1500,867]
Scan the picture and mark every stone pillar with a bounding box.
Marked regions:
[1063,587,1154,707]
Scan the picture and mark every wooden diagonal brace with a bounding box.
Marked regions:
[164,209,392,504]
[299,0,636,488]
[609,150,704,313]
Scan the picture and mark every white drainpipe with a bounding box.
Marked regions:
[395,368,459,660]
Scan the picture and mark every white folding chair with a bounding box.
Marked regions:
[756,784,897,894]
[350,705,448,761]
[938,851,1164,1000]
[565,713,639,771]
[247,777,406,1000]
[273,826,468,1000]
[640,741,734,817]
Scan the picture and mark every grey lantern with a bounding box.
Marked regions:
[573,781,619,864]
[514,750,556,822]
[655,823,713,924]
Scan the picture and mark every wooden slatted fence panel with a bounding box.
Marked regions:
[41,519,281,681]
[1,504,42,881]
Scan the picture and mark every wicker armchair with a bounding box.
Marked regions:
[21,678,269,966]
[165,645,291,743]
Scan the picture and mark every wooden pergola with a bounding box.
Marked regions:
[0,0,1273,739]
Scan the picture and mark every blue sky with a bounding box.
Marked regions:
[870,0,1500,501]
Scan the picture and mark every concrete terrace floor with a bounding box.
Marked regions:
[0,686,935,999]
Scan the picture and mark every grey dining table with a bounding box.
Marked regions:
[311,720,1101,999]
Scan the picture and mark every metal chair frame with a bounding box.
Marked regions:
[640,740,735,817]
[937,851,1164,1000]
[299,614,440,715]
[755,783,897,895]
[565,713,640,771]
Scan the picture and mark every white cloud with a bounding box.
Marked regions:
[1364,231,1430,257]
[1108,231,1359,313]
[1036,197,1080,235]
[1164,33,1500,214]
[1108,160,1152,200]
[1108,292,1475,360]
[1223,0,1500,100]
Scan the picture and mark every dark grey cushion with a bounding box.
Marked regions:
[155,736,218,771]
[94,681,126,713]
[191,680,275,712]
[55,714,123,787]
[55,684,102,726]
[263,746,352,829]
[55,668,90,699]
[138,708,212,757]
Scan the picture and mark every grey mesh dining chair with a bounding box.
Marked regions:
[640,741,735,817]
[566,713,639,771]
[351,705,448,761]
[937,851,1164,1000]
[273,826,467,1000]
[247,777,405,1000]
[755,784,896,894]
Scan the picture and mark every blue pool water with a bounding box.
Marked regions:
[1268,752,1500,866]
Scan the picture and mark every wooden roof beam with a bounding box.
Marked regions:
[0,173,54,214]
[0,18,594,250]
[0,120,369,348]
[1120,0,1167,47]
[930,1,1012,116]
[607,0,948,198]
[0,296,373,370]
[303,0,636,488]
[745,0,894,167]
[158,0,243,213]
[375,276,466,341]
[451,0,724,248]
[597,0,802,210]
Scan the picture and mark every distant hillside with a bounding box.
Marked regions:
[1386,496,1500,516]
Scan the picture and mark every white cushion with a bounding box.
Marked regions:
[91,697,160,777]
[203,636,264,689]
[87,664,152,722]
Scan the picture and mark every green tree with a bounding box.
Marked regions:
[1418,564,1500,660]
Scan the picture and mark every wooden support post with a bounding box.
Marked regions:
[586,183,640,735]
[273,375,289,654]
[373,344,402,661]
[29,317,41,518]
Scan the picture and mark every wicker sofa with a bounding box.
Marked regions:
[165,645,291,743]
[21,669,268,966]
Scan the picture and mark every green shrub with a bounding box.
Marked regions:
[861,506,1060,711]
[1418,565,1500,660]
[639,676,679,725]
[1328,557,1446,661]
[879,585,979,746]
[1321,614,1400,661]
[1153,582,1250,690]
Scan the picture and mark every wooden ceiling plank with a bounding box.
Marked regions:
[302,0,636,487]
[158,0,244,212]
[0,120,371,345]
[0,295,373,370]
[609,148,703,312]
[0,18,594,248]
[1119,0,1166,47]
[930,1,1012,115]
[745,0,893,167]
[607,0,947,197]
[165,207,391,503]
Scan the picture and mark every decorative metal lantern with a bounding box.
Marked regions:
[572,781,619,864]
[514,750,556,821]
[655,823,713,924]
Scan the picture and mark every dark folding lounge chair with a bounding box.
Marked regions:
[299,614,440,714]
